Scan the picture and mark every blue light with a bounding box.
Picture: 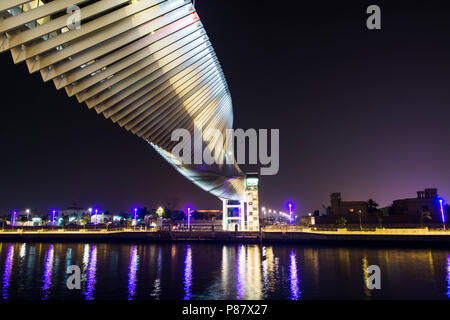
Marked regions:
[287,202,294,224]
[186,207,192,228]
[11,211,17,227]
[439,198,446,229]
[51,210,56,227]
[183,245,193,300]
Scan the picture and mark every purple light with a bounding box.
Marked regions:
[289,250,300,300]
[128,246,139,300]
[440,199,446,223]
[440,199,446,231]
[183,245,193,300]
[83,245,97,300]
[11,211,17,227]
[51,210,56,227]
[1,245,14,300]
[94,209,98,225]
[447,254,450,299]
[288,203,293,224]
[187,207,192,228]
[41,244,54,300]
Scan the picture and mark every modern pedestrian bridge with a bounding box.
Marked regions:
[0,0,259,231]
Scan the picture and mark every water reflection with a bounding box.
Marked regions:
[41,244,54,300]
[236,245,245,299]
[64,248,72,285]
[289,250,300,300]
[236,245,262,300]
[20,243,26,258]
[446,254,450,299]
[221,246,229,294]
[150,247,162,299]
[82,244,90,273]
[128,246,139,300]
[183,245,193,300]
[1,243,450,300]
[262,246,275,294]
[83,245,97,300]
[362,256,371,298]
[1,245,14,299]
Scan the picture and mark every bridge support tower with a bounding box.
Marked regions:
[222,173,260,231]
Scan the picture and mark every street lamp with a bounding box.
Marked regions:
[12,211,17,227]
[134,208,138,231]
[26,209,30,220]
[288,203,293,224]
[358,210,363,231]
[439,199,446,231]
[94,209,98,227]
[187,207,192,230]
[51,210,56,229]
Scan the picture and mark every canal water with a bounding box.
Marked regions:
[0,242,449,300]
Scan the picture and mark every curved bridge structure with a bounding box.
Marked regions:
[0,0,246,200]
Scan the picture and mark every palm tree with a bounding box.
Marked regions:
[367,199,379,214]
[375,211,384,228]
[41,215,49,229]
[420,210,432,228]
[81,214,90,228]
[1,216,7,229]
[336,217,347,228]
[20,216,28,229]
[62,215,70,229]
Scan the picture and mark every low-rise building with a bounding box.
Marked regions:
[327,192,368,216]
[391,188,442,219]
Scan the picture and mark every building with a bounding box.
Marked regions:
[327,193,368,216]
[58,206,90,225]
[391,188,441,219]
[193,210,222,220]
[244,173,260,231]
[222,173,260,231]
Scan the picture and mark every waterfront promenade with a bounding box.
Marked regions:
[1,227,450,246]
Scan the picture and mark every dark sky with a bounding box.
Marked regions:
[1,0,450,215]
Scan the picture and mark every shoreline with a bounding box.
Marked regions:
[1,230,450,247]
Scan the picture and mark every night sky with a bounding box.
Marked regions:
[1,0,450,215]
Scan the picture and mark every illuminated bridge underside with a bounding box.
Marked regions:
[0,0,245,200]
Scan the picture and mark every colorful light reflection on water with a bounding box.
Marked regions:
[289,250,300,300]
[82,245,97,300]
[0,243,449,300]
[446,254,450,299]
[183,245,193,300]
[128,246,139,300]
[1,245,14,300]
[41,244,54,300]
